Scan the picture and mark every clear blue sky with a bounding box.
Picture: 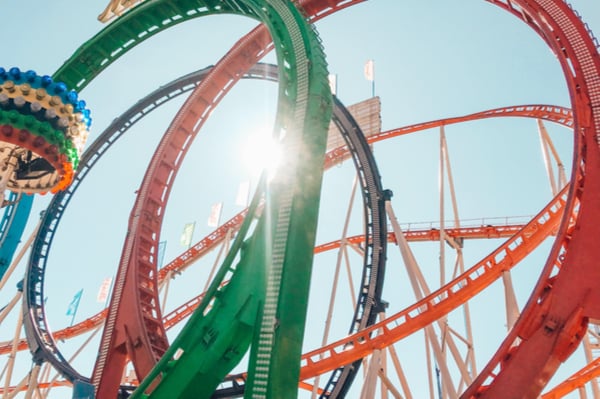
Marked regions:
[0,1,599,398]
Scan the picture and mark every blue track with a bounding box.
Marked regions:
[0,193,33,281]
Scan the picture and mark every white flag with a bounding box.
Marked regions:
[207,202,223,227]
[328,74,337,96]
[235,181,250,207]
[180,222,195,247]
[364,59,374,82]
[96,277,112,303]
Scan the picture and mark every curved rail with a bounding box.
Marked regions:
[25,2,338,396]
[117,0,331,396]
[51,0,364,91]
[19,93,575,395]
[19,0,598,397]
[0,192,33,280]
[541,356,600,398]
[318,96,388,398]
[0,221,528,358]
[180,186,570,395]
[19,61,384,398]
[22,1,364,398]
[459,2,600,397]
[296,184,569,380]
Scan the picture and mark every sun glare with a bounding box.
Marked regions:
[241,129,283,179]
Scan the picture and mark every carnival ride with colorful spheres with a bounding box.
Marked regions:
[0,0,599,398]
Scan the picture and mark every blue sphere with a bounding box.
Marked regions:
[41,75,53,87]
[8,67,21,80]
[67,90,78,104]
[53,82,67,94]
[25,70,37,83]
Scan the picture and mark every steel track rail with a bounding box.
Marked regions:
[21,1,368,389]
[296,186,569,381]
[114,1,330,396]
[459,1,600,396]
[318,96,388,398]
[0,192,32,280]
[21,59,386,397]
[19,96,576,396]
[19,0,598,396]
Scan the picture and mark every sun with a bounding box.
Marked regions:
[240,128,282,180]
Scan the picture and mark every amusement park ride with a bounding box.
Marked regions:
[0,0,599,398]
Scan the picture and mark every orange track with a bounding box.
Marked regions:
[0,100,575,398]
[0,201,564,395]
[0,103,572,357]
[8,0,599,396]
[90,18,278,399]
[542,356,600,398]
[0,220,530,354]
[298,185,570,380]
[97,2,595,394]
[0,187,566,395]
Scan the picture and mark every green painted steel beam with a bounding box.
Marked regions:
[53,0,333,398]
[53,0,259,90]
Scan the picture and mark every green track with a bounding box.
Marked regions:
[54,0,332,397]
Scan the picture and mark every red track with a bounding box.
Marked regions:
[297,185,570,380]
[0,101,577,397]
[0,220,531,355]
[5,0,598,397]
[0,102,572,354]
[458,1,600,397]
[91,1,382,396]
[97,0,600,394]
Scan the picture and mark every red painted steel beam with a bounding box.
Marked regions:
[92,26,275,398]
[93,0,367,395]
[2,102,559,358]
[460,1,600,398]
[0,222,527,356]
[94,3,592,394]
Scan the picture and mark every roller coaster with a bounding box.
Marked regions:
[0,1,599,398]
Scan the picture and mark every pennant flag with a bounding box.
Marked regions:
[157,240,167,269]
[207,202,223,228]
[180,223,195,247]
[235,181,250,207]
[66,289,83,316]
[364,59,375,82]
[328,74,337,96]
[96,277,112,303]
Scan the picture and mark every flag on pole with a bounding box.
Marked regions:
[235,181,250,207]
[66,289,83,316]
[180,223,195,247]
[207,202,223,228]
[96,278,112,303]
[157,240,167,269]
[328,74,338,96]
[364,59,375,81]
